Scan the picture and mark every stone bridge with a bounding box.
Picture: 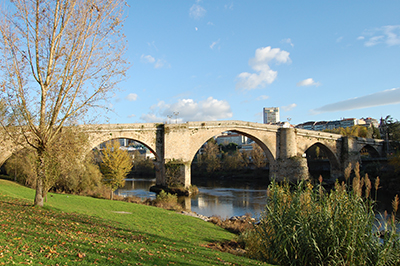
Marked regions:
[0,120,386,187]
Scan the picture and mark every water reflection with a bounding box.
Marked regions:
[116,178,157,199]
[114,177,398,221]
[189,187,267,218]
[115,177,269,218]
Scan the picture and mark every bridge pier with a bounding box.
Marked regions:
[275,128,310,182]
[341,136,362,173]
[330,167,343,181]
[163,159,192,188]
[275,157,310,182]
[154,160,166,186]
[178,162,191,188]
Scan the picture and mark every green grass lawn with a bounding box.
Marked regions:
[0,179,269,265]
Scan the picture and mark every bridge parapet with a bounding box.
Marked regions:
[295,128,343,140]
[82,123,161,132]
[186,120,281,133]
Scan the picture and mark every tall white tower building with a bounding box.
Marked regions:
[263,107,280,124]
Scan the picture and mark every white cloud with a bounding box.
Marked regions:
[126,93,138,101]
[256,95,269,100]
[296,78,321,87]
[365,36,385,47]
[281,38,294,47]
[282,103,297,111]
[336,36,343,43]
[140,97,233,123]
[224,3,234,10]
[140,54,155,63]
[311,87,400,114]
[140,113,161,123]
[360,25,400,47]
[236,46,291,90]
[210,39,220,49]
[147,41,158,51]
[189,4,206,19]
[140,54,169,69]
[155,59,167,69]
[128,114,136,118]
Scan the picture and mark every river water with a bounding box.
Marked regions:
[115,175,270,218]
[115,175,398,220]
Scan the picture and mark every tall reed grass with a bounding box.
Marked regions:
[242,171,400,266]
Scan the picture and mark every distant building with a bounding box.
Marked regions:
[361,117,379,128]
[314,121,328,131]
[326,120,341,130]
[296,118,373,131]
[340,118,365,128]
[296,121,315,130]
[215,132,249,146]
[263,107,280,124]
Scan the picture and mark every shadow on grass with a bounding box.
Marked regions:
[0,195,256,265]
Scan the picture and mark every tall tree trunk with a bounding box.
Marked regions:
[34,175,44,206]
[34,149,45,207]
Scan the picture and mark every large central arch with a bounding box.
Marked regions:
[163,122,280,187]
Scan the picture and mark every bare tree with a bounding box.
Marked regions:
[0,0,128,206]
[251,143,266,169]
[198,139,220,173]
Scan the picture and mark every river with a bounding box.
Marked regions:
[115,174,398,220]
[115,175,270,218]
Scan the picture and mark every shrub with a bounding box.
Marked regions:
[209,214,254,234]
[154,190,182,211]
[242,176,400,266]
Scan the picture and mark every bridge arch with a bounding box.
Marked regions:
[359,144,380,159]
[0,148,23,167]
[302,142,341,180]
[300,141,340,169]
[89,136,159,161]
[87,130,159,161]
[186,128,276,166]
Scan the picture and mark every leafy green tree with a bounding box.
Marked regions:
[5,127,103,198]
[325,125,368,138]
[389,153,400,173]
[132,150,155,176]
[100,140,133,200]
[5,148,37,186]
[0,0,128,206]
[367,124,381,139]
[341,126,368,137]
[380,116,400,154]
[380,116,400,141]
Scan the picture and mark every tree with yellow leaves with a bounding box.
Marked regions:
[100,140,132,200]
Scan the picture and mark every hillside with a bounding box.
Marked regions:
[0,179,269,265]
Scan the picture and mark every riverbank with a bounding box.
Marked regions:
[0,179,269,265]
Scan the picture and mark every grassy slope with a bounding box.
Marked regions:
[0,180,269,265]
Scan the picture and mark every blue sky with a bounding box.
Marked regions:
[107,1,400,126]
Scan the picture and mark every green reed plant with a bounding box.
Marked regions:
[242,174,400,266]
